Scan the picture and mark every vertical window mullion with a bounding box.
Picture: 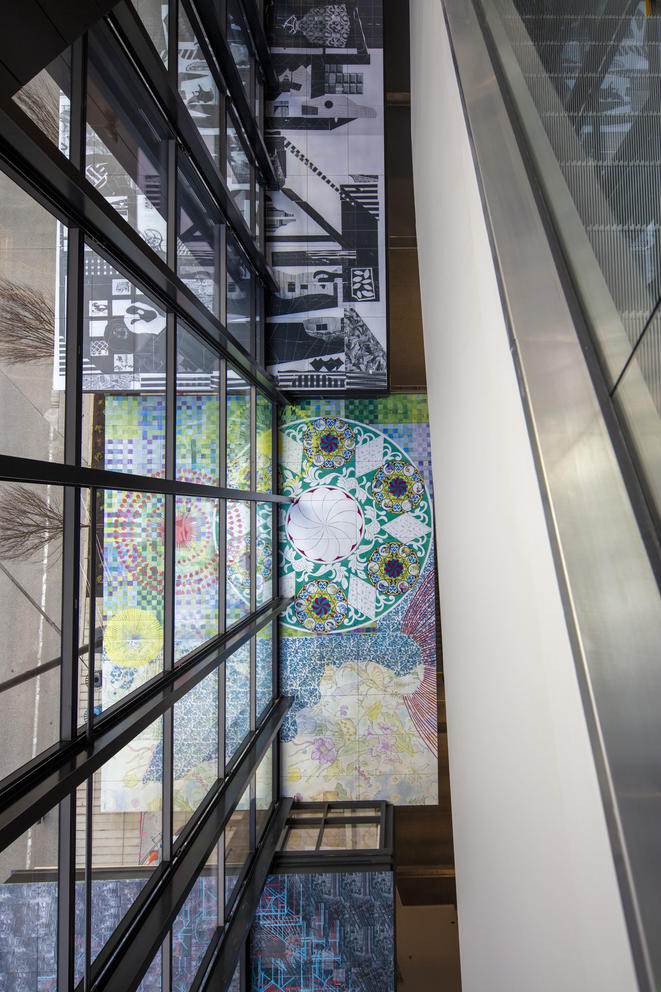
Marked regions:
[59,33,87,990]
[168,0,179,87]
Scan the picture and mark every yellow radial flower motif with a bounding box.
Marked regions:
[104,608,163,668]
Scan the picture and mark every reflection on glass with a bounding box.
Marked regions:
[613,312,661,521]
[228,958,241,992]
[256,393,272,492]
[174,496,220,661]
[0,170,67,463]
[75,782,87,984]
[256,504,273,607]
[78,488,103,730]
[99,489,164,709]
[0,481,62,782]
[81,247,166,475]
[225,641,250,764]
[172,855,218,990]
[255,745,273,836]
[86,23,168,260]
[228,0,252,97]
[178,6,221,166]
[226,500,251,626]
[320,824,379,850]
[176,324,220,483]
[284,827,319,851]
[226,234,252,352]
[178,166,221,318]
[138,948,162,991]
[255,623,273,719]
[173,670,219,838]
[0,812,58,987]
[131,0,168,66]
[13,50,71,156]
[225,784,251,909]
[90,717,163,964]
[226,116,251,228]
[255,180,263,245]
[226,368,251,489]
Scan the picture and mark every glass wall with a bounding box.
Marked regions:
[0,1,283,989]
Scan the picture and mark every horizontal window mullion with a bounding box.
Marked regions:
[0,454,291,503]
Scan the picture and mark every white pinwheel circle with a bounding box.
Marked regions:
[286,486,364,563]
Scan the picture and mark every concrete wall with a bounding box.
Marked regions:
[409,2,639,989]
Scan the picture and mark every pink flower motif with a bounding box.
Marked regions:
[339,705,348,717]
[310,737,336,765]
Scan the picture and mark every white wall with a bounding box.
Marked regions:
[409,2,639,989]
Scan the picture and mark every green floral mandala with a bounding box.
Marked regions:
[280,416,433,632]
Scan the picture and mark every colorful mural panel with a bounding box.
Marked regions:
[251,872,394,992]
[279,395,438,804]
[265,0,387,392]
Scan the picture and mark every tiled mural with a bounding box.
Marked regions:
[265,0,387,392]
[279,396,438,804]
[251,872,394,992]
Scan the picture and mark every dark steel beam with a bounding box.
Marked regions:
[193,0,278,188]
[0,454,292,503]
[237,0,280,98]
[86,700,292,992]
[192,798,293,992]
[0,599,292,851]
[108,3,279,254]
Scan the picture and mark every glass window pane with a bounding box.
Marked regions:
[82,248,166,476]
[226,234,252,353]
[227,0,252,98]
[75,782,87,984]
[283,827,319,851]
[0,816,58,988]
[139,948,163,991]
[226,368,251,489]
[86,24,168,260]
[90,716,163,964]
[131,0,168,66]
[0,481,61,782]
[225,784,251,909]
[173,670,219,838]
[13,50,71,156]
[0,170,67,463]
[174,496,220,661]
[256,503,273,607]
[255,745,273,836]
[176,324,220,484]
[178,6,221,167]
[177,166,221,318]
[100,489,165,710]
[255,393,272,493]
[225,641,250,765]
[172,854,218,991]
[320,824,379,850]
[78,488,102,730]
[226,500,251,627]
[226,116,251,229]
[228,957,241,992]
[255,623,273,720]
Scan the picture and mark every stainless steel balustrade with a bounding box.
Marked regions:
[443,1,661,988]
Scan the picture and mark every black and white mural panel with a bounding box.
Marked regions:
[265,0,387,392]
